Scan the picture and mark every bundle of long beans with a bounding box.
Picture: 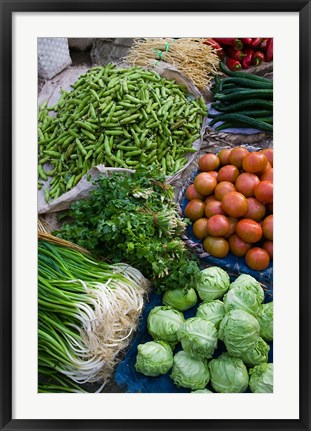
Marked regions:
[38,239,150,392]
[126,38,221,90]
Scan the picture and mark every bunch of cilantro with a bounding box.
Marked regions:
[56,167,201,292]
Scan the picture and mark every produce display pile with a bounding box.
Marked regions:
[133,267,273,393]
[205,38,273,71]
[38,64,207,202]
[183,147,273,271]
[209,62,273,132]
[38,38,274,394]
[55,167,201,292]
[38,238,149,393]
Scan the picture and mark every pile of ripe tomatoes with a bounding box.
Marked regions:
[183,147,273,271]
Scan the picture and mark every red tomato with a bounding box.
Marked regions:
[236,219,263,243]
[204,194,217,204]
[221,191,248,218]
[235,172,260,197]
[184,199,205,221]
[224,217,238,238]
[229,147,249,169]
[198,153,220,171]
[206,214,230,237]
[263,240,273,258]
[194,172,217,196]
[245,247,270,271]
[262,214,273,240]
[218,165,240,183]
[242,152,268,174]
[186,184,205,201]
[192,218,209,240]
[203,236,229,258]
[209,171,219,181]
[254,180,273,204]
[261,168,273,182]
[228,233,252,256]
[218,148,232,165]
[244,197,266,221]
[258,161,272,175]
[214,181,236,201]
[261,148,273,167]
[205,200,226,218]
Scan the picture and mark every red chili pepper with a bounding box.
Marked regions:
[241,48,254,69]
[250,38,262,47]
[252,51,265,66]
[203,38,224,58]
[213,38,243,50]
[241,38,253,46]
[225,47,245,61]
[258,38,269,50]
[265,38,273,62]
[226,57,242,71]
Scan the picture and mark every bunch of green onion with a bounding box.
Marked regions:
[38,239,149,392]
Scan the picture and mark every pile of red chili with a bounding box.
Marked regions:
[204,38,273,71]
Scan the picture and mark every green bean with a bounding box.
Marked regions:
[80,129,96,141]
[116,145,137,151]
[85,150,93,161]
[125,159,139,166]
[75,138,87,157]
[39,156,50,165]
[104,129,124,136]
[75,120,94,132]
[104,136,111,156]
[73,173,83,186]
[84,144,97,150]
[120,114,141,124]
[124,149,142,157]
[43,188,50,201]
[109,154,128,168]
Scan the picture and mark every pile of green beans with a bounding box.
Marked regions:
[38,64,207,202]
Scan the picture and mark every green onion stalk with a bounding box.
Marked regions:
[38,240,150,392]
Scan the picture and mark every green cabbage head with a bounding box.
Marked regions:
[239,337,270,366]
[162,287,198,311]
[256,302,273,341]
[147,306,185,344]
[229,274,264,303]
[249,363,273,393]
[208,352,249,393]
[135,341,173,377]
[196,300,225,329]
[177,317,218,359]
[223,285,261,316]
[192,389,213,393]
[196,267,230,302]
[170,350,210,390]
[218,309,260,356]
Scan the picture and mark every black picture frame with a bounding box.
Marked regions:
[1,1,310,430]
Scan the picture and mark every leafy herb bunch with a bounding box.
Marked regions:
[56,167,201,292]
